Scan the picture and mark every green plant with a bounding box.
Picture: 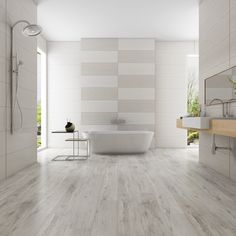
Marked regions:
[187,131,199,145]
[187,79,200,116]
[187,75,200,144]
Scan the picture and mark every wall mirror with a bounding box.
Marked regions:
[205,66,236,105]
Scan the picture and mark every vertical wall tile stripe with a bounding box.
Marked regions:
[81,38,156,145]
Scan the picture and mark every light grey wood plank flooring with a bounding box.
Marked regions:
[0,148,236,236]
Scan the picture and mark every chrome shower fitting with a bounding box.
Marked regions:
[10,20,42,134]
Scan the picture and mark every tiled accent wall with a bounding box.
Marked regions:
[199,0,236,180]
[80,38,156,138]
[0,0,38,180]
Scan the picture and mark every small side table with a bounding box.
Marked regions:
[51,130,80,161]
[65,137,90,160]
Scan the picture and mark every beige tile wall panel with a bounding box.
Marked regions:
[81,38,118,51]
[81,101,118,112]
[199,0,230,79]
[81,51,118,63]
[6,146,36,178]
[118,88,155,100]
[81,88,118,100]
[81,112,117,125]
[81,76,118,88]
[118,63,155,75]
[118,75,155,88]
[81,63,118,76]
[80,125,117,131]
[118,100,155,113]
[199,133,230,177]
[230,0,236,67]
[119,113,155,125]
[0,154,6,180]
[118,50,155,63]
[118,39,155,50]
[118,124,155,132]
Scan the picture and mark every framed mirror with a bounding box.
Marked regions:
[205,66,236,105]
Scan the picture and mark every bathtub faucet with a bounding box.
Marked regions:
[110,118,126,125]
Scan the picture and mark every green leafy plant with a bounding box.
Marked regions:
[228,76,236,93]
[187,76,200,145]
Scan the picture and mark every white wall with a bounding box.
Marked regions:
[47,42,81,148]
[0,0,38,180]
[199,0,236,180]
[47,40,198,149]
[156,41,198,148]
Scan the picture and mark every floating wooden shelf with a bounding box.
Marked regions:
[176,118,236,138]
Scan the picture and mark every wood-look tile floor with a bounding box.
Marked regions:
[1,148,236,236]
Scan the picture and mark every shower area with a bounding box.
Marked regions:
[0,0,41,179]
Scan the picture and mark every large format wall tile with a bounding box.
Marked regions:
[118,75,155,88]
[118,88,155,100]
[81,38,118,51]
[199,0,236,180]
[118,50,155,63]
[81,63,118,76]
[118,100,155,113]
[0,0,38,179]
[81,51,118,63]
[81,112,117,125]
[118,63,155,75]
[81,101,118,112]
[118,39,155,50]
[80,38,156,138]
[81,76,117,88]
[81,88,117,100]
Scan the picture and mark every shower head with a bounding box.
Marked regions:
[22,24,42,37]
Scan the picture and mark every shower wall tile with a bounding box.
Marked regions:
[5,0,38,177]
[7,145,36,177]
[0,82,6,107]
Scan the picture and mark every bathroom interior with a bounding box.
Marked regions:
[1,0,236,235]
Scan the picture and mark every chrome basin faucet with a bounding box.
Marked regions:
[208,98,225,117]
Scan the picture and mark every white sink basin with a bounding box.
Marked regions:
[182,117,211,129]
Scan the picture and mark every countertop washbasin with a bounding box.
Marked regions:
[182,117,211,129]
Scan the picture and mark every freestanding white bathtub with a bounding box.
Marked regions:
[89,131,154,154]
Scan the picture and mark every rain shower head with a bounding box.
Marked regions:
[10,20,42,134]
[22,24,42,37]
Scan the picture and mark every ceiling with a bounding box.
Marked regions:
[37,0,199,41]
